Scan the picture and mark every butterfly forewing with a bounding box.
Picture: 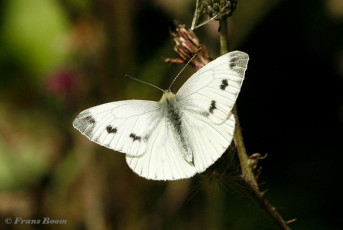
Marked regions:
[73,100,162,156]
[177,51,248,124]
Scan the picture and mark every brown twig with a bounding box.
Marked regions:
[219,18,291,230]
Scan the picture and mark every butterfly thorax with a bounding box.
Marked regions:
[159,90,194,165]
[160,91,182,130]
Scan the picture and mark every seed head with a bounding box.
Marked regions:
[165,24,210,70]
[201,0,237,20]
[191,0,238,29]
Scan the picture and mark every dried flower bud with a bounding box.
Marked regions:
[191,0,238,29]
[165,24,210,70]
[202,0,237,20]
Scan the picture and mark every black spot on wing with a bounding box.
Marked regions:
[85,115,95,124]
[229,57,238,69]
[73,113,96,136]
[229,56,246,75]
[209,100,216,114]
[106,125,117,134]
[130,133,142,142]
[220,79,229,90]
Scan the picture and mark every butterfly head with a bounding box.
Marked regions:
[160,89,176,103]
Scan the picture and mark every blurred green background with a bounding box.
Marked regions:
[0,0,342,229]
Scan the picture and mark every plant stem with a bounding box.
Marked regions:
[219,18,258,190]
[232,106,259,190]
[219,18,291,230]
[219,20,228,55]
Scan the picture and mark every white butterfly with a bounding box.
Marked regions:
[73,51,249,180]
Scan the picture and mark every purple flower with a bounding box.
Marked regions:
[45,69,79,97]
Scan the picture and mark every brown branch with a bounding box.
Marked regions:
[244,182,292,230]
[232,106,259,191]
[219,18,291,230]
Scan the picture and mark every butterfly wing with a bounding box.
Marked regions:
[125,106,236,180]
[177,51,249,124]
[125,116,197,180]
[182,111,235,173]
[73,100,163,156]
[73,51,248,180]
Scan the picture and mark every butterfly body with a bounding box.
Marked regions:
[160,90,194,165]
[73,51,249,180]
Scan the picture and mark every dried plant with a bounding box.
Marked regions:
[191,0,238,30]
[166,1,294,229]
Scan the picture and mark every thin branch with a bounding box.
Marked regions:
[219,18,291,230]
[245,183,292,230]
[232,106,259,191]
[191,0,201,30]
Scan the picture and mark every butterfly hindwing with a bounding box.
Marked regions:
[177,51,248,124]
[125,116,197,180]
[73,100,162,156]
[182,111,235,173]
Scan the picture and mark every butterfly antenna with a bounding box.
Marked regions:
[125,74,165,92]
[168,47,202,90]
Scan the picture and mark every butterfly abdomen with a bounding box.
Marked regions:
[160,91,194,165]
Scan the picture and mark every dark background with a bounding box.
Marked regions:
[0,0,342,229]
